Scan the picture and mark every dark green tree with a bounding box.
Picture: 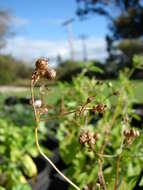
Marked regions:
[76,0,143,70]
[0,8,11,49]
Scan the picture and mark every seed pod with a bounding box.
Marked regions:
[79,132,88,145]
[135,130,140,137]
[39,105,48,115]
[36,57,49,71]
[130,128,135,136]
[123,129,128,137]
[86,96,94,104]
[96,103,106,113]
[35,58,56,80]
[45,68,56,80]
[88,137,95,149]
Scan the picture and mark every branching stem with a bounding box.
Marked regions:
[31,82,81,190]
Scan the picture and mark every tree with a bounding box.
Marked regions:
[76,0,143,69]
[0,8,11,49]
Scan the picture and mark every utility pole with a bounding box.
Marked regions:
[62,18,75,61]
[79,34,88,62]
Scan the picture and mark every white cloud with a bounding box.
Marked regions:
[11,16,31,27]
[40,18,66,26]
[1,36,107,66]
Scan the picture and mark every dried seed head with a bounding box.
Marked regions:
[86,96,94,104]
[130,128,136,136]
[35,57,56,80]
[96,103,106,113]
[88,137,95,149]
[46,68,56,80]
[123,129,129,137]
[124,128,140,145]
[79,132,88,145]
[79,131,96,149]
[36,57,49,71]
[39,106,48,115]
[136,130,140,137]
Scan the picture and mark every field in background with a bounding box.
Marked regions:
[0,80,142,106]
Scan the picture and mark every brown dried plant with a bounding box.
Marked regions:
[31,58,81,190]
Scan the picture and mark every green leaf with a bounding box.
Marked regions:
[0,187,6,190]
[21,154,37,177]
[89,66,104,74]
[11,184,31,190]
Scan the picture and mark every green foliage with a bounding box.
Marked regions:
[56,68,143,189]
[118,39,143,57]
[79,61,104,74]
[0,9,11,49]
[0,187,6,190]
[56,60,104,81]
[0,55,32,85]
[0,103,48,190]
[133,55,143,69]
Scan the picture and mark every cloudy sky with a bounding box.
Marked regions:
[0,0,109,65]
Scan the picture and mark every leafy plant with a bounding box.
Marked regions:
[55,61,142,189]
[0,102,49,189]
[28,56,143,190]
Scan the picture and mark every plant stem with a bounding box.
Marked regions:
[98,159,107,190]
[114,137,124,190]
[97,96,121,190]
[114,153,121,190]
[31,82,81,190]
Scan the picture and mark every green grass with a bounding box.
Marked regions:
[106,80,143,102]
[132,80,143,102]
[0,85,60,106]
[0,80,142,106]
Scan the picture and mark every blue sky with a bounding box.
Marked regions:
[0,0,109,63]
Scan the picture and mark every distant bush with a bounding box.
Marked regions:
[0,55,33,85]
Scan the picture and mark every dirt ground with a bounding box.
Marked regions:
[0,86,28,93]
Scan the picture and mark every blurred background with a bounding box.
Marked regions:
[0,1,143,190]
[0,0,143,85]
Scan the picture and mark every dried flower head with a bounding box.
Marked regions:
[38,105,49,115]
[124,128,140,145]
[79,130,97,149]
[46,68,56,80]
[91,103,106,113]
[97,104,106,113]
[35,57,56,80]
[86,96,94,104]
[79,132,88,145]
[36,57,49,71]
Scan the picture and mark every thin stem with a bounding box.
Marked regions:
[98,159,107,190]
[31,82,81,190]
[114,138,124,190]
[97,96,121,190]
[40,108,93,122]
[114,153,121,190]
